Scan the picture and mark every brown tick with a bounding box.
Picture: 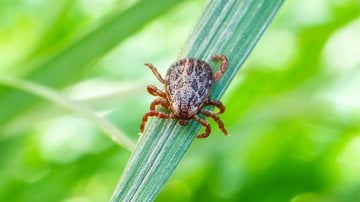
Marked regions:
[140,54,228,138]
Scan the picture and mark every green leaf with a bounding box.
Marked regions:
[111,0,284,201]
[0,77,135,151]
[0,0,185,126]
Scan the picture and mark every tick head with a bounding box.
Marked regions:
[178,111,189,125]
[179,119,189,125]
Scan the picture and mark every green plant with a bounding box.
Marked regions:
[1,0,359,201]
[111,1,284,201]
[0,0,184,126]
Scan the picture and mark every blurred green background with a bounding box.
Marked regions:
[0,0,359,201]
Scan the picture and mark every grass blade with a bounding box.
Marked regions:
[111,0,284,201]
[0,0,185,126]
[0,77,135,151]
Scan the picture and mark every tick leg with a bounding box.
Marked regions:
[150,98,170,111]
[201,110,228,136]
[145,63,166,84]
[205,99,225,115]
[140,111,176,133]
[212,54,228,81]
[193,115,211,138]
[147,85,167,98]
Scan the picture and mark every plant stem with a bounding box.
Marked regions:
[0,0,184,126]
[111,0,284,201]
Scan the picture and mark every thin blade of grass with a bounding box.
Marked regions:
[111,0,284,201]
[0,0,185,126]
[0,77,135,151]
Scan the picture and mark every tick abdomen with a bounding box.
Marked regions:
[165,58,213,117]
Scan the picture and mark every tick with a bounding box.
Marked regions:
[140,54,229,138]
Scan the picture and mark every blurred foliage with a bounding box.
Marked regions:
[0,0,359,201]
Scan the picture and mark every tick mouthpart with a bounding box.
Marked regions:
[178,111,189,126]
[179,119,189,126]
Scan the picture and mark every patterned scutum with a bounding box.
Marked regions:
[165,58,213,119]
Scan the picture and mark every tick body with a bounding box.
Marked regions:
[140,54,228,138]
